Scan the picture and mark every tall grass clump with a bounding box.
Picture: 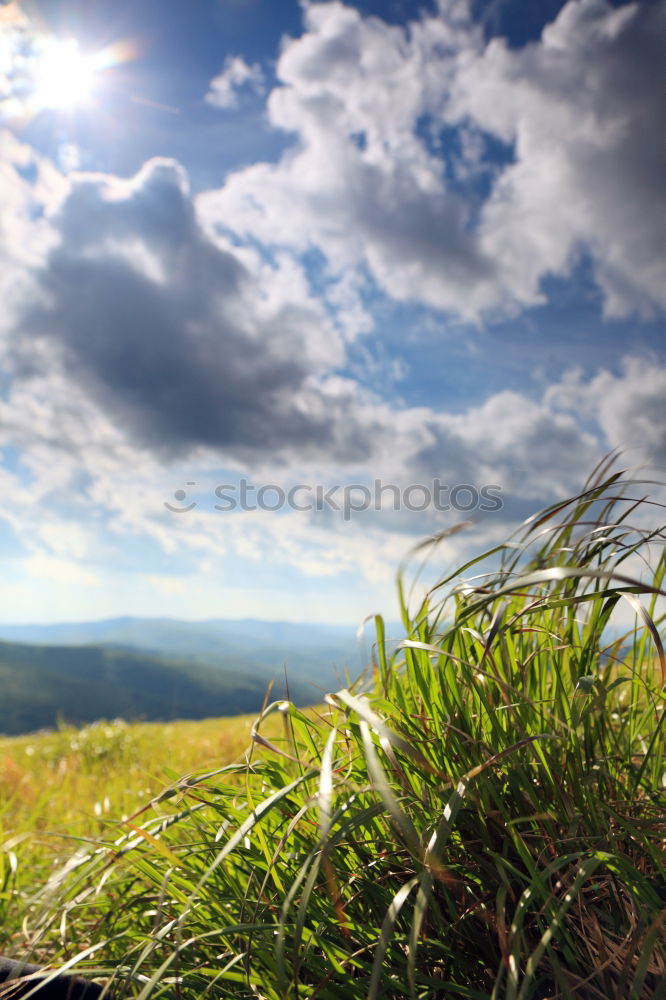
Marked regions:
[22,464,666,999]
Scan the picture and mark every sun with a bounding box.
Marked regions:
[2,22,136,120]
[31,37,105,111]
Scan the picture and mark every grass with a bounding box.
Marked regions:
[0,714,271,955]
[3,461,666,998]
[1,714,261,843]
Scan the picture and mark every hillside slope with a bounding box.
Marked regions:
[0,639,316,736]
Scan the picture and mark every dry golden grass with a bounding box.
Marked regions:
[0,713,271,888]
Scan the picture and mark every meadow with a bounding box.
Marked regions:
[0,714,276,953]
[1,462,664,999]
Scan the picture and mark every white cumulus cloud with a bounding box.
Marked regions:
[199,0,666,320]
[205,55,265,109]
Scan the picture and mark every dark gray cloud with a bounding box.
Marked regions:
[11,158,380,461]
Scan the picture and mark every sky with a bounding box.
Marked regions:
[0,0,664,626]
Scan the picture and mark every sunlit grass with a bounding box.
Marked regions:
[3,461,665,998]
[1,714,259,832]
[0,713,271,954]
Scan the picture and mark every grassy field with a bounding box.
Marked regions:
[1,463,665,999]
[1,713,258,844]
[0,710,287,955]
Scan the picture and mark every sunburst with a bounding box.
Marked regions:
[31,37,102,110]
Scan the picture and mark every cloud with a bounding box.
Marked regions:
[4,136,664,514]
[1,2,664,597]
[9,156,392,463]
[1,308,664,613]
[0,132,65,333]
[23,553,102,588]
[199,2,494,317]
[4,1,663,486]
[200,0,666,320]
[206,55,265,109]
[0,3,29,116]
[1,0,664,629]
[414,388,602,513]
[416,354,666,507]
[449,0,666,318]
[547,356,666,467]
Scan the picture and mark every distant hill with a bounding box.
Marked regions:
[0,639,322,737]
[0,616,370,691]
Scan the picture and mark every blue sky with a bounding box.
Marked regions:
[0,0,664,624]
